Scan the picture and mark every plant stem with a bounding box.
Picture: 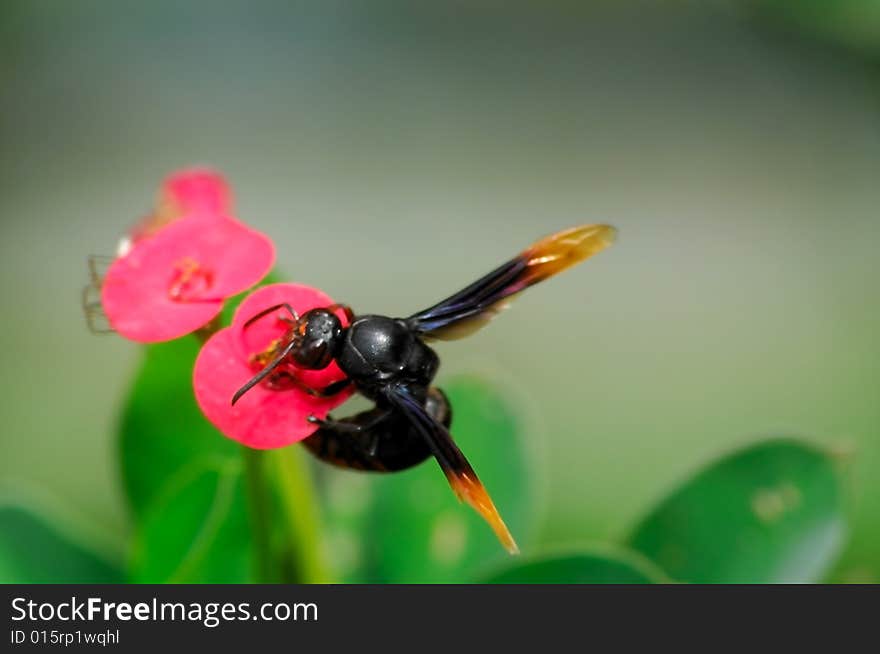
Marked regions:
[242,447,275,583]
[268,447,332,584]
[192,314,223,343]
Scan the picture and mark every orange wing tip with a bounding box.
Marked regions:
[544,223,616,257]
[448,472,520,555]
[523,223,616,279]
[586,223,617,248]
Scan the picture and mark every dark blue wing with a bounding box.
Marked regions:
[384,384,519,553]
[405,224,616,340]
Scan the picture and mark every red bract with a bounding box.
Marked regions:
[161,167,232,216]
[119,168,232,256]
[193,283,354,449]
[101,213,274,342]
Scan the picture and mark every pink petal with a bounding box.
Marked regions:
[194,328,353,449]
[162,168,232,216]
[160,214,275,299]
[102,215,274,343]
[123,169,233,251]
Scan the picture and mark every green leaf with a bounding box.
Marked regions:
[130,458,252,583]
[0,502,122,583]
[318,376,536,583]
[482,547,669,584]
[120,337,238,517]
[752,1,880,58]
[627,438,846,583]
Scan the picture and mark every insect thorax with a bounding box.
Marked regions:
[337,315,439,397]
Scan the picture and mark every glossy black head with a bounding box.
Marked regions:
[231,305,346,406]
[292,308,343,369]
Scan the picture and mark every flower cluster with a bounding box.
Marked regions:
[100,169,275,343]
[91,169,349,447]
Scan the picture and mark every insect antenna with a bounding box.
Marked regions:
[231,338,299,405]
[243,302,299,328]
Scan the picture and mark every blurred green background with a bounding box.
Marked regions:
[0,1,877,581]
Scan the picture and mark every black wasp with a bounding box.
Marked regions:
[232,224,616,552]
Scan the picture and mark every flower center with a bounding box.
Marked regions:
[168,257,214,302]
[247,336,302,391]
[251,337,284,368]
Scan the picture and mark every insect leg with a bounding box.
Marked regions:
[87,254,115,287]
[303,378,352,398]
[82,284,114,334]
[82,255,116,334]
[306,407,388,433]
[302,387,451,472]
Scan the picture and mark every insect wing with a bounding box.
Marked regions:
[405,224,615,340]
[385,384,519,553]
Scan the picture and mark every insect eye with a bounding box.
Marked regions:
[293,339,331,370]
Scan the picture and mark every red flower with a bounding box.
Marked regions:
[193,283,354,449]
[161,167,232,216]
[99,170,273,343]
[118,168,232,256]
